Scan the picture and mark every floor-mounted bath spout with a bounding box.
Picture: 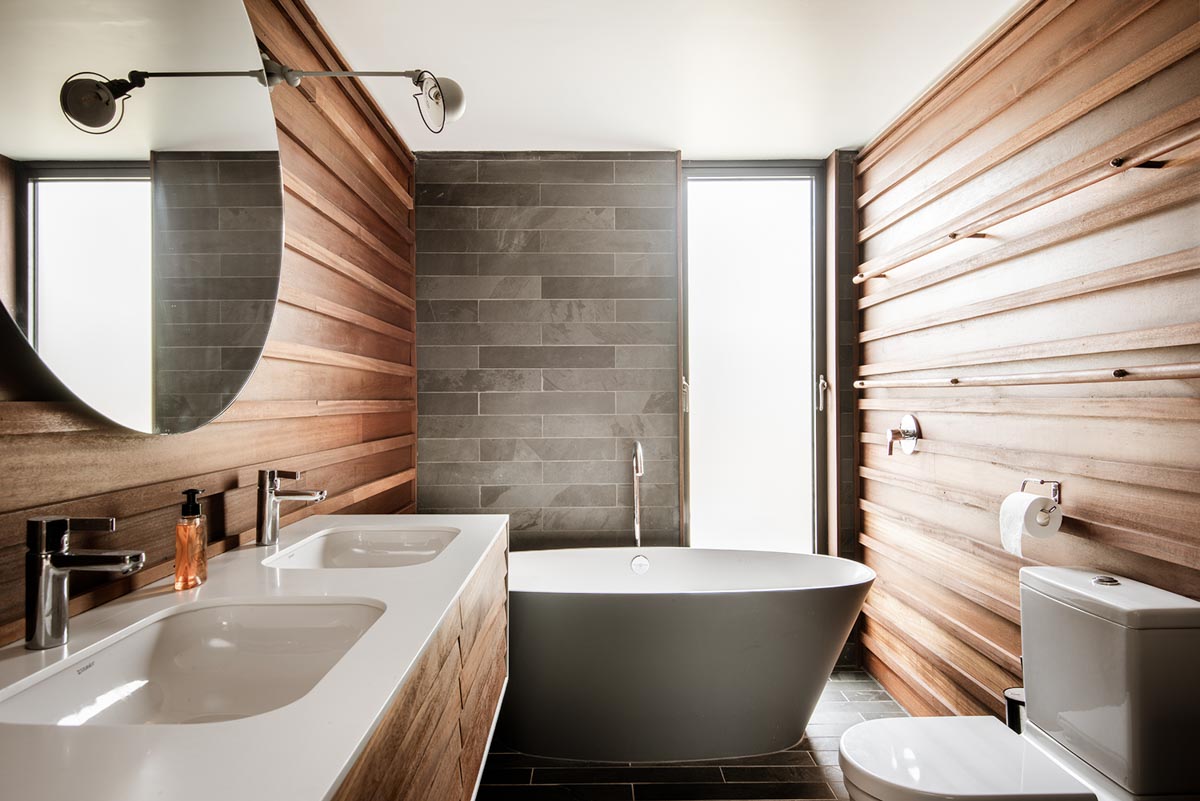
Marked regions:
[632,441,645,547]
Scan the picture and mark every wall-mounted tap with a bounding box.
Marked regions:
[632,441,645,548]
[885,414,921,455]
[256,469,328,546]
[25,517,145,650]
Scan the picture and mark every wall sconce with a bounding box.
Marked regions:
[60,56,465,135]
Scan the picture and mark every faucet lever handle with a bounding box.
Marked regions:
[884,428,900,456]
[276,470,302,481]
[66,517,118,532]
[26,516,116,552]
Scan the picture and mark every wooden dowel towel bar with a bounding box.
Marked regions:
[853,362,1200,390]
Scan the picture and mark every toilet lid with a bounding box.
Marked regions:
[840,717,1096,801]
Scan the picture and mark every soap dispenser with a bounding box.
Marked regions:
[174,488,208,590]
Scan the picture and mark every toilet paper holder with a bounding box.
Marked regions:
[1020,478,1061,511]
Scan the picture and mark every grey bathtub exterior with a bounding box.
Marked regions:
[498,559,873,762]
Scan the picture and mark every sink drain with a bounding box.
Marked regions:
[630,554,650,575]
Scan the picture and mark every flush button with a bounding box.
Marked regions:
[1092,575,1121,586]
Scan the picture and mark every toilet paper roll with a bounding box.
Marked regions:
[999,491,1062,557]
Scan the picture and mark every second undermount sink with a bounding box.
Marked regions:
[264,525,460,569]
[0,598,382,726]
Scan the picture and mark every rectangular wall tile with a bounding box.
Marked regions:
[417,392,479,415]
[615,299,678,322]
[479,392,615,415]
[418,369,541,392]
[478,206,615,230]
[479,346,614,369]
[420,461,543,486]
[542,323,675,345]
[416,322,541,346]
[615,160,677,184]
[477,253,614,276]
[541,277,676,299]
[416,346,479,368]
[542,368,677,392]
[480,438,617,462]
[478,299,615,323]
[419,415,543,439]
[540,184,675,208]
[481,484,616,509]
[542,414,679,438]
[417,276,541,300]
[615,346,677,368]
[615,253,676,276]
[616,207,676,229]
[541,230,675,254]
[478,160,614,184]
[418,439,481,463]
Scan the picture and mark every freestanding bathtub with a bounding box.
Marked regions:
[497,547,875,762]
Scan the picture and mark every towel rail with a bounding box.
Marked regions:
[854,361,1200,390]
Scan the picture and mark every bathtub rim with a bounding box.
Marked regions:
[508,546,876,595]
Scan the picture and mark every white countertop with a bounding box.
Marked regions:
[0,514,509,801]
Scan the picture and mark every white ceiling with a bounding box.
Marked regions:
[305,0,1022,158]
[0,0,276,160]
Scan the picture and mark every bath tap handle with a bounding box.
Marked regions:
[884,414,921,455]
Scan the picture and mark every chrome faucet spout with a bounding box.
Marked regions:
[272,488,328,502]
[51,550,145,573]
[25,517,146,650]
[256,469,327,546]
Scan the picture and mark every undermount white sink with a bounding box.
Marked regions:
[0,598,382,726]
[263,525,461,569]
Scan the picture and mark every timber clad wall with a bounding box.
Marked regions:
[0,0,418,645]
[413,152,681,549]
[853,0,1200,717]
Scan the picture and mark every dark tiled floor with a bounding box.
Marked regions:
[479,670,906,800]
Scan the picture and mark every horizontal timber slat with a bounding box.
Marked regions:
[854,361,1200,388]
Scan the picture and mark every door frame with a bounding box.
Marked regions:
[677,160,828,551]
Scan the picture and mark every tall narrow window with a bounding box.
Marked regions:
[684,172,817,553]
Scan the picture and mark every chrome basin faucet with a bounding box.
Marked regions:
[26,517,146,650]
[256,469,328,546]
[632,441,645,547]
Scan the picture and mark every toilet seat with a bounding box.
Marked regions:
[839,716,1096,801]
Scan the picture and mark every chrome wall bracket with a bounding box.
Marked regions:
[1021,478,1062,507]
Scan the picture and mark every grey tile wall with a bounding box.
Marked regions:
[415,152,680,549]
[152,151,283,433]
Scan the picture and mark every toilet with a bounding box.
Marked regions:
[839,567,1200,801]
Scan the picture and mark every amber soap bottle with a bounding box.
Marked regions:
[174,488,208,590]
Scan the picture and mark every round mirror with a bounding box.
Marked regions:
[0,0,282,434]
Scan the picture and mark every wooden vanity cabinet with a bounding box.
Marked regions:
[333,533,508,801]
